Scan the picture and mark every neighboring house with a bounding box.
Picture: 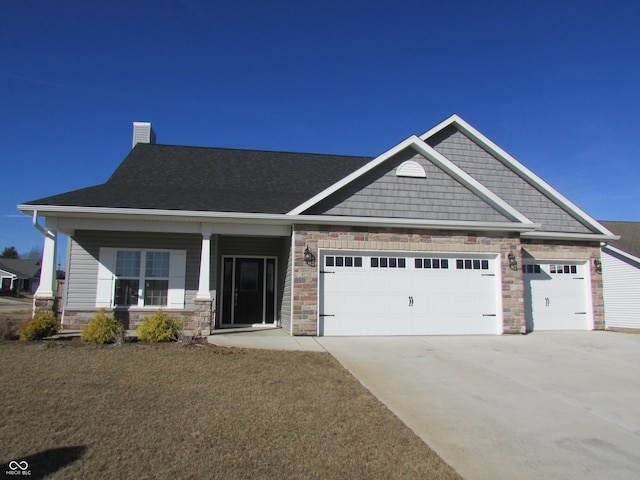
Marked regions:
[599,221,640,330]
[0,259,41,294]
[0,267,17,292]
[18,116,617,336]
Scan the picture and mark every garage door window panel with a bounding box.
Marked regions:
[523,264,542,274]
[371,257,406,268]
[325,256,363,268]
[457,258,489,270]
[415,258,448,269]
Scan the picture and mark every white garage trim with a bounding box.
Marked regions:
[318,249,502,336]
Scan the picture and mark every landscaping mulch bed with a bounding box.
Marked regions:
[0,339,461,479]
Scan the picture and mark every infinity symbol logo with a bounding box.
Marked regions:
[8,460,29,470]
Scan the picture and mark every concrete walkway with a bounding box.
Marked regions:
[208,327,325,351]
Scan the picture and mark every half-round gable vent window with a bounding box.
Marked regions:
[395,160,426,178]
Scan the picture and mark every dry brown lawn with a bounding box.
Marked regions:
[0,298,32,340]
[0,339,461,480]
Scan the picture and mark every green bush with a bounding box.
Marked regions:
[81,309,124,344]
[137,310,182,343]
[20,310,60,341]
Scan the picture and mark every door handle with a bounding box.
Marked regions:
[545,297,550,307]
[408,296,414,307]
[234,288,238,307]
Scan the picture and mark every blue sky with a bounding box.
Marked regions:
[2,1,639,261]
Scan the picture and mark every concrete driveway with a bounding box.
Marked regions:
[316,332,640,480]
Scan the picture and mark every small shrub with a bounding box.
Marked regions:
[81,309,124,344]
[137,310,182,343]
[20,310,60,341]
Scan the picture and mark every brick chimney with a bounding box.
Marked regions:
[132,122,156,148]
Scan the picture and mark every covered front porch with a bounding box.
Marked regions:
[29,212,294,336]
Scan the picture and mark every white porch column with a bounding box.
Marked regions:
[196,224,213,300]
[35,217,58,299]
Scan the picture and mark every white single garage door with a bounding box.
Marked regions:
[319,251,501,336]
[523,262,592,331]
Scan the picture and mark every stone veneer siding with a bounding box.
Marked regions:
[291,225,526,336]
[63,302,212,337]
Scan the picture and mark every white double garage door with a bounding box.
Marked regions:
[318,250,593,336]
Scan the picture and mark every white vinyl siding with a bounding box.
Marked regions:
[602,249,640,329]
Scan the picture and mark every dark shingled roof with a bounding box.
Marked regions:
[0,259,41,279]
[25,144,373,214]
[600,221,640,258]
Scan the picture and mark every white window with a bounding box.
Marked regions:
[97,248,186,309]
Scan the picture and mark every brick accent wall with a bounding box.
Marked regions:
[291,225,525,335]
[193,299,213,336]
[34,297,56,318]
[62,308,209,336]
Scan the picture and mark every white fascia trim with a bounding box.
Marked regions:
[419,113,460,140]
[297,216,538,232]
[521,231,619,241]
[409,138,533,224]
[286,135,533,225]
[19,204,298,225]
[602,245,640,266]
[420,114,615,237]
[287,136,419,215]
[18,204,539,233]
[0,269,18,279]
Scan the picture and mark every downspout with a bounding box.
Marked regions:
[32,210,55,239]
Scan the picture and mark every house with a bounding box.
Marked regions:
[0,267,17,292]
[0,259,41,294]
[599,221,640,330]
[18,116,617,336]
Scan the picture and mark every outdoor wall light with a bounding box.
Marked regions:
[507,252,518,270]
[304,246,315,266]
[594,258,602,274]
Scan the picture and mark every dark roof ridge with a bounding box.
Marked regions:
[135,142,374,160]
[599,219,640,224]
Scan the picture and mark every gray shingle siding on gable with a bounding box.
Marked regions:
[427,127,593,234]
[305,148,510,222]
